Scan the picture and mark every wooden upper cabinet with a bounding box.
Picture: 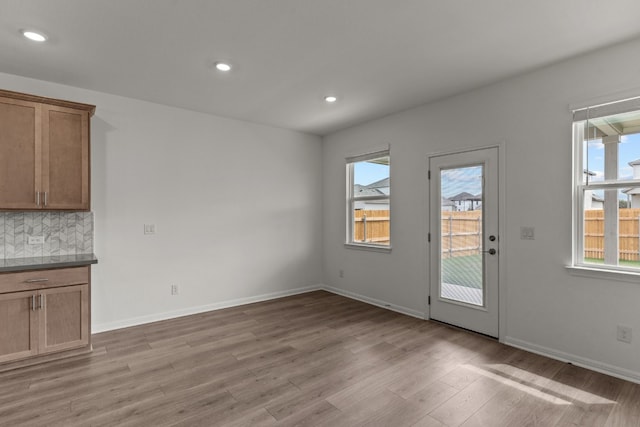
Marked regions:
[0,97,40,209]
[42,105,90,209]
[0,89,94,211]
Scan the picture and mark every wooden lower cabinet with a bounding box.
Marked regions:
[39,284,89,355]
[0,290,38,363]
[0,267,91,367]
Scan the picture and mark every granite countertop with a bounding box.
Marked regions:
[0,254,98,273]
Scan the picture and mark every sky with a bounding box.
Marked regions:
[585,133,640,181]
[354,161,389,186]
[441,166,482,199]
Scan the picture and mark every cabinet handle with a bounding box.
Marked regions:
[25,278,49,283]
[36,191,40,206]
[44,192,48,207]
[39,294,44,310]
[31,295,36,311]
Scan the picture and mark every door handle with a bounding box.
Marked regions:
[483,248,497,255]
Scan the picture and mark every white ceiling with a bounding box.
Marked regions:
[3,1,640,136]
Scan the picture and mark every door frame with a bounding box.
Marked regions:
[426,142,507,341]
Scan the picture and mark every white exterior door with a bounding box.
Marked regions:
[429,147,499,337]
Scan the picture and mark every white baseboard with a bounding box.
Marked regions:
[504,336,640,385]
[322,285,425,320]
[92,284,322,333]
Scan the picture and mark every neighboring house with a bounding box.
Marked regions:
[587,194,604,210]
[354,178,390,210]
[365,177,390,195]
[441,197,455,211]
[449,192,482,211]
[623,159,640,208]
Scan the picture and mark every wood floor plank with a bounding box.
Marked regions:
[0,290,638,426]
[429,375,505,426]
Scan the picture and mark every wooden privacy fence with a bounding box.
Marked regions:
[353,210,484,253]
[354,210,390,244]
[441,211,482,258]
[585,208,640,261]
[356,208,640,261]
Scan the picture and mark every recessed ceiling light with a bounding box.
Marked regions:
[21,30,47,42]
[215,62,232,72]
[324,95,338,103]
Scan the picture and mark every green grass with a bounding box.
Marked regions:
[584,258,640,268]
[441,254,482,289]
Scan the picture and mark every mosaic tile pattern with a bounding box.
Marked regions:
[0,212,94,259]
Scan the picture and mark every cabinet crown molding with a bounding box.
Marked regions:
[0,89,96,116]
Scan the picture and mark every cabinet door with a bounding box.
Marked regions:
[0,291,38,363]
[0,97,41,209]
[41,105,90,210]
[38,284,89,355]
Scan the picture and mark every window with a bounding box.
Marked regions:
[573,97,640,273]
[346,149,390,250]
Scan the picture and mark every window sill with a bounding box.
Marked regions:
[344,243,392,253]
[566,265,640,284]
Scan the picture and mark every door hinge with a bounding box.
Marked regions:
[428,232,431,242]
[428,170,431,180]
[428,295,431,305]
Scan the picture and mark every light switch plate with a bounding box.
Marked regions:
[144,224,156,235]
[520,226,535,240]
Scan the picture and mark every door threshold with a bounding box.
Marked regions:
[429,318,498,340]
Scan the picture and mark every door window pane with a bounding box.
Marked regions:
[440,165,484,306]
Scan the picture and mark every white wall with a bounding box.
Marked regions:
[323,37,640,381]
[0,72,323,332]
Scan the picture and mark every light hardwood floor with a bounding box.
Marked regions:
[1,290,639,426]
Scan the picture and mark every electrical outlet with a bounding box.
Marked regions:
[339,269,344,278]
[171,284,179,296]
[144,224,156,235]
[27,235,44,245]
[617,325,632,343]
[520,226,535,240]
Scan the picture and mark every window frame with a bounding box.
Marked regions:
[572,97,640,276]
[345,148,391,252]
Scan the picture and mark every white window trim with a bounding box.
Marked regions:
[346,148,391,252]
[571,96,640,277]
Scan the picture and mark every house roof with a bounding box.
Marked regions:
[450,192,482,201]
[442,198,455,207]
[354,184,384,197]
[365,177,389,189]
[629,159,640,166]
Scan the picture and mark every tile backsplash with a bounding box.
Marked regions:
[0,212,93,259]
